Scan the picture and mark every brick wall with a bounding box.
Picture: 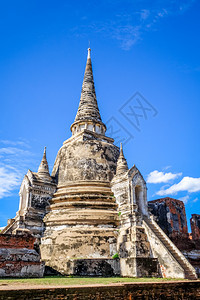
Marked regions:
[0,234,44,278]
[0,234,35,249]
[191,214,200,241]
[148,197,188,240]
[148,198,200,277]
[0,282,199,300]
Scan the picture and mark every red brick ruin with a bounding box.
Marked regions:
[149,197,200,276]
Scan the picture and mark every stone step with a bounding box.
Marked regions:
[143,216,197,280]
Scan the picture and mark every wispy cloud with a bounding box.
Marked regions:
[73,0,196,50]
[193,197,199,203]
[179,0,196,13]
[157,176,200,196]
[147,170,182,184]
[0,147,31,156]
[140,9,150,20]
[0,140,36,200]
[0,139,30,148]
[0,166,20,199]
[163,166,172,171]
[114,0,195,50]
[179,195,190,204]
[175,195,198,205]
[111,24,141,50]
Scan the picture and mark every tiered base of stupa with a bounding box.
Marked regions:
[40,181,120,275]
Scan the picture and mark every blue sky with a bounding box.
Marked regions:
[0,0,200,230]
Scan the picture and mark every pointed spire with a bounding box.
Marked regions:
[75,48,102,123]
[116,143,128,175]
[71,48,106,135]
[38,147,51,180]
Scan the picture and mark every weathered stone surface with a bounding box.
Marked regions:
[136,257,159,277]
[41,227,118,274]
[182,250,200,277]
[52,135,119,184]
[68,259,120,276]
[41,120,120,274]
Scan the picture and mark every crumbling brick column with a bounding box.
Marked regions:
[190,214,200,241]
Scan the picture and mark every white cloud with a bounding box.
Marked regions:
[0,166,20,199]
[147,170,182,184]
[179,195,190,204]
[157,177,200,196]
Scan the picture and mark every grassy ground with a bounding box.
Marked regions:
[0,276,190,287]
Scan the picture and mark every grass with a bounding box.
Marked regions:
[0,276,190,287]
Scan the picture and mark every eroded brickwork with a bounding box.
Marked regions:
[149,198,200,277]
[191,214,200,241]
[0,282,200,300]
[0,234,35,249]
[0,234,44,277]
[148,197,188,240]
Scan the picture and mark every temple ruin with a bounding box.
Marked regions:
[1,49,197,279]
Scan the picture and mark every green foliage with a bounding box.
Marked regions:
[112,253,119,259]
[118,211,121,216]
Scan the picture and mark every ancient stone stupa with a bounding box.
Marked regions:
[2,49,197,279]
